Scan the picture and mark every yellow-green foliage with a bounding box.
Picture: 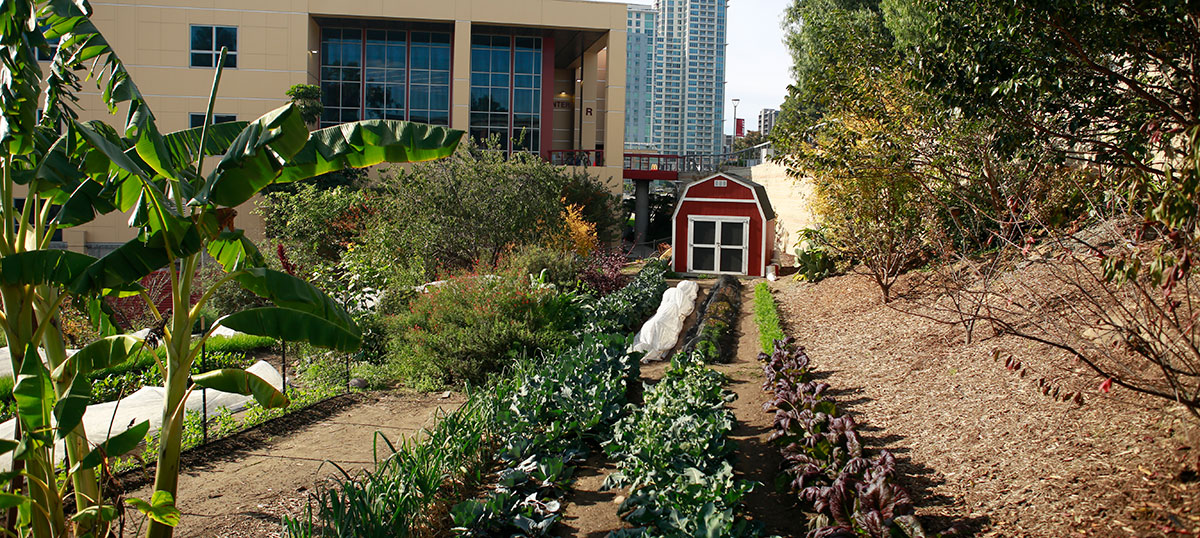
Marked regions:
[754,282,784,353]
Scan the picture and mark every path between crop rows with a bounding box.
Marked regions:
[117,391,465,538]
[556,283,807,537]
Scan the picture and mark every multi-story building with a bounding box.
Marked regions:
[645,0,727,157]
[41,0,628,254]
[625,4,656,148]
[758,108,778,136]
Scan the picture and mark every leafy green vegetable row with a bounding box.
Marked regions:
[584,259,670,335]
[284,261,669,537]
[761,337,927,538]
[451,334,638,535]
[604,276,756,537]
[603,350,757,537]
[686,276,742,364]
[753,282,784,354]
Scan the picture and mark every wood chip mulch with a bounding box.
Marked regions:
[770,271,1199,538]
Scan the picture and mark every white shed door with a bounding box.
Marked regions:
[688,216,749,274]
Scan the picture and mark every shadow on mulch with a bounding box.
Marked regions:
[832,381,993,536]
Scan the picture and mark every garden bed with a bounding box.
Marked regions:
[770,271,1200,537]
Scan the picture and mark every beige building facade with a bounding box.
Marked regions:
[48,0,628,255]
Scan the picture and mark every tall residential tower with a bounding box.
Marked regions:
[625,4,656,147]
[647,0,727,156]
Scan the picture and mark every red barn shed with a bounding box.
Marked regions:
[671,173,776,277]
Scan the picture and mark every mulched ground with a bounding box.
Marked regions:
[770,271,1200,537]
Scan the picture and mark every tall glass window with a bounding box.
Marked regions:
[321,28,362,126]
[409,32,452,126]
[364,30,406,121]
[470,34,542,152]
[320,27,450,128]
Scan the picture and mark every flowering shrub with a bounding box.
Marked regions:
[386,268,583,389]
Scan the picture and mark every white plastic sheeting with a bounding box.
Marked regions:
[0,360,284,467]
[631,280,700,363]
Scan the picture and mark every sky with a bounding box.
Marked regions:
[599,0,794,134]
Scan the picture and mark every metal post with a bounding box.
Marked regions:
[280,340,287,397]
[635,179,650,247]
[201,321,208,445]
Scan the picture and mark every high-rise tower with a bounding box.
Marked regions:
[625,4,657,147]
[625,0,727,156]
[651,0,727,156]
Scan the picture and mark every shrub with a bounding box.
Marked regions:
[386,269,583,390]
[578,249,629,296]
[499,244,584,291]
[793,227,837,282]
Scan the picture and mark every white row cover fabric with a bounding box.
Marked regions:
[631,280,700,363]
[0,360,283,467]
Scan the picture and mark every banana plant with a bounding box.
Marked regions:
[4,2,459,536]
[0,3,268,536]
[0,1,149,535]
[33,12,462,537]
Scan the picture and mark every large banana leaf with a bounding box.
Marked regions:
[276,120,464,183]
[12,344,53,436]
[232,268,356,334]
[161,121,249,171]
[207,231,265,272]
[0,0,45,156]
[218,307,360,352]
[52,374,91,439]
[69,229,201,295]
[41,0,173,180]
[73,421,150,472]
[191,369,288,409]
[51,335,144,381]
[195,115,464,208]
[193,104,309,207]
[0,249,97,287]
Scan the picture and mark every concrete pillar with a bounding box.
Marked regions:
[63,229,86,254]
[634,179,650,246]
[604,29,626,169]
[580,47,600,152]
[451,20,472,132]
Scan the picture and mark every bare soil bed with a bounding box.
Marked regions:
[770,271,1200,537]
[116,390,464,537]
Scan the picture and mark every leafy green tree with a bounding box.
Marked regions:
[367,139,617,280]
[286,84,324,126]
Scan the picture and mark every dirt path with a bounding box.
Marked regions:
[710,284,808,537]
[117,390,464,538]
[771,272,1200,537]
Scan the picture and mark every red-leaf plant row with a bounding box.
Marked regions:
[761,337,928,538]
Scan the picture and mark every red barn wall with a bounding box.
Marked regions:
[685,179,755,200]
[673,200,765,277]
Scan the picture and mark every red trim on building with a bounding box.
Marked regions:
[540,34,554,159]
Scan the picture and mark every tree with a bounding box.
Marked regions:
[285,84,324,126]
[4,5,465,537]
[773,0,931,302]
[365,138,618,281]
[879,0,1200,419]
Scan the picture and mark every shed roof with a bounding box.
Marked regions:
[679,172,776,221]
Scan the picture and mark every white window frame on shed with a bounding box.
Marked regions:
[686,215,750,275]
